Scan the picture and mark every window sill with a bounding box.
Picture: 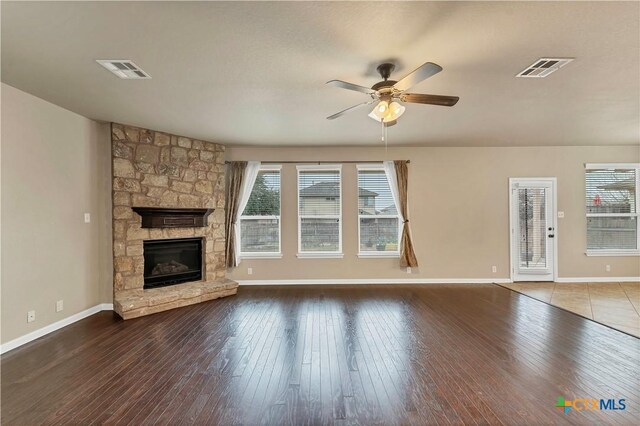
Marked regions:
[297,253,344,259]
[240,253,283,259]
[585,250,640,257]
[358,252,400,258]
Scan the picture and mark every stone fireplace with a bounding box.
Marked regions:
[111,123,237,319]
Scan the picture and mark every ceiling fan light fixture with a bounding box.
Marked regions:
[369,100,405,123]
[371,100,389,119]
[368,109,382,122]
[388,101,405,120]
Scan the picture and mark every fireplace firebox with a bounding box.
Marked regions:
[143,238,203,289]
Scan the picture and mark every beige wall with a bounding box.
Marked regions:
[227,145,640,281]
[1,83,112,344]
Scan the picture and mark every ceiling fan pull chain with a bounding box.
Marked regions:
[385,123,388,152]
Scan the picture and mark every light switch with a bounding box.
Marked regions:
[557,211,565,218]
[84,213,91,223]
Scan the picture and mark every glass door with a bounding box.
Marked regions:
[510,178,556,281]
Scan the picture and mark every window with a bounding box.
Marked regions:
[585,163,640,256]
[297,165,342,257]
[239,165,281,257]
[357,165,401,257]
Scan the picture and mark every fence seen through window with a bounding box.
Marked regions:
[585,166,638,252]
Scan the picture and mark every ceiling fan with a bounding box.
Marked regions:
[326,62,459,126]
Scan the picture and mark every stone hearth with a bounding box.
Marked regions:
[111,123,237,319]
[114,279,238,320]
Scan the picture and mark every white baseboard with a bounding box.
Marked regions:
[555,277,640,283]
[237,277,639,286]
[0,303,113,355]
[237,278,514,285]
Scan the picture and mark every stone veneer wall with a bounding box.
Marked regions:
[111,123,234,319]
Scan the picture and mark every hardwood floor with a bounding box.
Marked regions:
[2,284,638,425]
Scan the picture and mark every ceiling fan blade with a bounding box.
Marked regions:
[326,101,374,120]
[326,80,375,95]
[400,93,459,107]
[393,62,443,92]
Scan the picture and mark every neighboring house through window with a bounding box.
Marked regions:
[297,165,342,257]
[357,165,401,257]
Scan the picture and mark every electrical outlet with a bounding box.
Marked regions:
[248,267,253,275]
[605,264,611,272]
[406,267,412,274]
[56,300,64,312]
[492,266,497,273]
[27,310,36,323]
[84,213,91,223]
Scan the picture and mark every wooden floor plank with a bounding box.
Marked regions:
[2,284,639,425]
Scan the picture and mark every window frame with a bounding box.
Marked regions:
[296,164,343,258]
[585,163,640,257]
[356,164,402,258]
[239,164,283,259]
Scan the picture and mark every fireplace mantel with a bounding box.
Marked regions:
[132,207,215,228]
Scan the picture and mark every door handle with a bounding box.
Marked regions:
[548,234,555,238]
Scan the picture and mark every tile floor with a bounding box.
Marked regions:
[500,282,640,337]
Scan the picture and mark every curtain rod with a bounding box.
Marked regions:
[225,160,410,164]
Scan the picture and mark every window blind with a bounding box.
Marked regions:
[517,188,547,268]
[240,169,281,254]
[585,167,638,251]
[298,169,341,253]
[357,169,400,254]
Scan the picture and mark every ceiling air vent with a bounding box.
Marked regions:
[516,58,573,78]
[96,60,151,79]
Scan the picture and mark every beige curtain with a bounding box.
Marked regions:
[395,160,418,267]
[225,161,247,268]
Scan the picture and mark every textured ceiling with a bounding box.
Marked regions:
[2,1,639,147]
